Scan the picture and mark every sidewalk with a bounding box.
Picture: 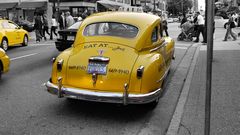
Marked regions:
[168,39,240,135]
[167,39,240,135]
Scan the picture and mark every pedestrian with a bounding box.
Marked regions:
[223,13,237,41]
[58,12,66,30]
[161,13,169,37]
[34,13,43,42]
[82,9,89,19]
[180,14,187,26]
[50,15,58,40]
[42,14,50,40]
[65,11,75,28]
[193,11,205,43]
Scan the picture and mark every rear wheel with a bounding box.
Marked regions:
[1,38,8,51]
[22,35,28,46]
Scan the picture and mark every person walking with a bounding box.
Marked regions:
[58,12,66,30]
[161,13,169,37]
[193,11,205,43]
[223,13,237,41]
[50,15,58,40]
[65,11,75,28]
[34,13,43,42]
[42,14,50,40]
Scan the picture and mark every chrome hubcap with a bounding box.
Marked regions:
[24,36,28,45]
[2,40,8,51]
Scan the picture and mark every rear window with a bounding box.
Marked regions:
[83,22,138,38]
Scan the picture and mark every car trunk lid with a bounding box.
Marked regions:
[65,42,138,92]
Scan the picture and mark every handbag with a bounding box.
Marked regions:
[230,21,236,28]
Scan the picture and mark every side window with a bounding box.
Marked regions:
[2,21,10,29]
[151,27,158,43]
[8,22,18,29]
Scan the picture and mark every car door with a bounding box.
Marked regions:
[151,25,167,63]
[149,25,167,84]
[2,21,18,46]
[8,21,21,44]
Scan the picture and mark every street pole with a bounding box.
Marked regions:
[181,0,184,14]
[205,0,214,135]
[57,0,60,13]
[154,0,156,12]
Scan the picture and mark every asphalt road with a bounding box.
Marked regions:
[0,23,197,135]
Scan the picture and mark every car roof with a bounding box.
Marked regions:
[83,12,159,28]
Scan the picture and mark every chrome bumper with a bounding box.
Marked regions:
[45,81,162,105]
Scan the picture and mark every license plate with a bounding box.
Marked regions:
[67,36,75,41]
[87,62,107,75]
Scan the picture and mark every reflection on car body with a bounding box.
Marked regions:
[0,48,10,79]
[45,12,175,109]
[0,19,29,51]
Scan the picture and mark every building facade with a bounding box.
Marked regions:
[0,0,51,22]
[137,0,167,12]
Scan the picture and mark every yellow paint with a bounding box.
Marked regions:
[51,12,175,95]
[0,20,29,48]
[0,48,10,73]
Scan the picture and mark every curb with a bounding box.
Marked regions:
[166,44,201,135]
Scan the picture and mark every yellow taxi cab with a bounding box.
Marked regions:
[45,12,175,108]
[0,19,29,51]
[0,48,10,79]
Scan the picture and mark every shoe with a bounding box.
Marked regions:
[222,39,227,41]
[193,40,199,42]
[201,41,206,43]
[233,38,237,41]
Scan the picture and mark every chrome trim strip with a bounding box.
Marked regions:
[89,56,110,62]
[156,66,170,83]
[150,42,167,53]
[45,81,161,104]
[123,83,129,105]
[57,77,63,98]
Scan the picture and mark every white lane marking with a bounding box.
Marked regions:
[10,53,38,61]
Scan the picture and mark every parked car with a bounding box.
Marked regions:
[167,17,174,23]
[173,17,179,22]
[0,48,10,79]
[16,20,35,32]
[214,16,229,28]
[45,12,175,108]
[0,19,29,51]
[55,21,82,51]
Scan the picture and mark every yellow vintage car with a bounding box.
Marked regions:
[0,19,29,51]
[45,12,175,107]
[0,48,10,79]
